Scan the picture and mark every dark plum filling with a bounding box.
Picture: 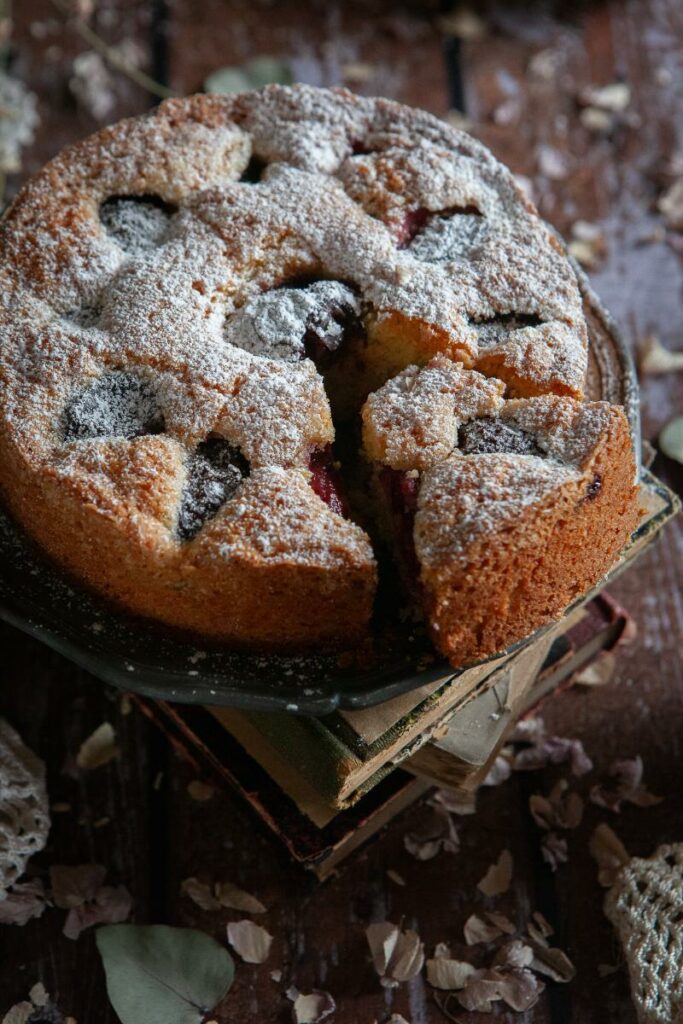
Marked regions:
[308,446,350,518]
[177,437,249,541]
[378,466,421,593]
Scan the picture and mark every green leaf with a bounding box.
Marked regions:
[204,57,293,95]
[96,924,235,1024]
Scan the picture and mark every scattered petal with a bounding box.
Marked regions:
[658,179,683,231]
[386,869,406,887]
[215,882,267,915]
[180,877,220,912]
[430,788,476,816]
[63,884,132,940]
[27,983,48,1008]
[527,911,554,946]
[493,939,534,969]
[530,781,584,831]
[638,334,683,375]
[444,109,473,133]
[50,864,106,908]
[187,779,215,802]
[204,57,293,95]
[0,71,39,175]
[580,82,631,113]
[477,849,513,896]
[590,824,630,887]
[495,968,545,1011]
[76,723,119,771]
[1,1003,33,1024]
[404,807,459,860]
[463,913,503,945]
[659,416,683,464]
[0,880,47,926]
[227,919,273,963]
[366,921,424,987]
[529,943,576,982]
[437,8,487,40]
[541,832,568,871]
[290,990,336,1023]
[481,755,511,787]
[590,756,663,813]
[513,734,592,776]
[426,956,476,991]
[580,106,614,133]
[486,911,516,935]
[341,61,373,85]
[456,969,505,1012]
[536,144,568,180]
[270,969,282,983]
[598,962,620,977]
[575,652,616,686]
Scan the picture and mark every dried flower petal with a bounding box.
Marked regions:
[513,734,592,776]
[529,943,576,982]
[590,756,663,813]
[659,415,683,464]
[580,82,631,113]
[181,877,220,911]
[575,652,616,686]
[481,755,511,787]
[187,780,215,802]
[437,8,487,40]
[0,880,46,926]
[0,71,39,175]
[1,1003,33,1024]
[658,179,683,231]
[590,823,630,887]
[477,849,513,896]
[50,864,107,908]
[76,723,119,771]
[290,990,336,1023]
[638,334,683,375]
[366,921,424,987]
[496,968,545,1011]
[430,788,476,816]
[386,869,406,887]
[527,911,553,946]
[404,808,459,860]
[62,884,132,940]
[227,919,273,963]
[463,913,503,945]
[541,832,568,871]
[530,781,584,832]
[486,911,516,935]
[493,939,534,969]
[426,956,476,990]
[215,882,267,914]
[455,969,505,1012]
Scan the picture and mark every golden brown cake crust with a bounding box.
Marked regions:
[0,85,637,659]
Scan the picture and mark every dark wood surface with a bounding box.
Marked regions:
[2,1,682,1021]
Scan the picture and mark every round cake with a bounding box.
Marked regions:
[0,85,640,664]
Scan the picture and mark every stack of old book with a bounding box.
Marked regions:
[137,470,677,878]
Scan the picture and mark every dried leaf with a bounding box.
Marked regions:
[426,956,476,990]
[366,921,424,987]
[97,924,234,1024]
[186,780,215,802]
[76,723,119,770]
[477,849,513,896]
[204,57,293,96]
[0,880,47,926]
[50,863,107,908]
[215,882,266,915]
[527,911,553,946]
[590,756,663,813]
[659,416,683,464]
[529,943,576,982]
[290,990,336,1023]
[658,178,683,230]
[575,652,616,686]
[638,334,683,375]
[590,823,630,887]
[227,919,273,964]
[463,913,503,945]
[180,878,220,912]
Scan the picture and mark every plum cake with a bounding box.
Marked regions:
[0,85,640,662]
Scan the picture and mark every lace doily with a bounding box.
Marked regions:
[0,718,50,898]
[605,844,683,1024]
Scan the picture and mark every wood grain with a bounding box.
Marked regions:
[1,1,682,1021]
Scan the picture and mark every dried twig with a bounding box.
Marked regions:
[50,0,176,100]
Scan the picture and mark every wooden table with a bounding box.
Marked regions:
[2,1,682,1021]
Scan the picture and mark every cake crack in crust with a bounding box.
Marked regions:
[0,85,639,661]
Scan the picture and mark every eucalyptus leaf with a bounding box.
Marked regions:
[96,924,234,1024]
[204,57,293,96]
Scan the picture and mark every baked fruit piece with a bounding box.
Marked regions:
[362,359,640,665]
[0,84,637,656]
